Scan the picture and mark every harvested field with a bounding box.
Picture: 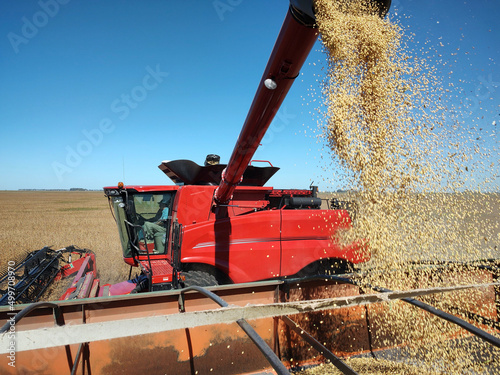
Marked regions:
[0,190,130,288]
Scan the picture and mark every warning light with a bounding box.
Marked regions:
[118,182,124,189]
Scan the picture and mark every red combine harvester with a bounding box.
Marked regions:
[102,0,384,293]
[104,169,363,292]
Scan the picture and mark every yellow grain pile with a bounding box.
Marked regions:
[310,0,500,373]
[299,358,442,375]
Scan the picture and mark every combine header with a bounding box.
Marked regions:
[2,1,499,374]
[0,246,96,306]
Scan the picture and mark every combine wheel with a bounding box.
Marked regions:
[298,259,352,277]
[182,270,218,288]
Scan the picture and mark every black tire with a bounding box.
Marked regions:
[297,259,351,278]
[182,270,219,288]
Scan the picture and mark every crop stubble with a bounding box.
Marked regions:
[0,191,130,285]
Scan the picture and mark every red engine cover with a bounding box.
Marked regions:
[180,204,367,283]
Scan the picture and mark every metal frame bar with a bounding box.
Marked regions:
[280,315,358,375]
[180,286,291,375]
[0,301,75,371]
[317,275,500,349]
[71,342,91,375]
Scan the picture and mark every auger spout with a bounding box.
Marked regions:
[214,0,391,205]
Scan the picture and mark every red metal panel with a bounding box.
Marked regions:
[56,253,90,280]
[227,186,273,216]
[173,185,216,225]
[181,210,282,282]
[140,259,174,284]
[280,210,367,275]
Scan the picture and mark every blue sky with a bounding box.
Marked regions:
[0,0,498,191]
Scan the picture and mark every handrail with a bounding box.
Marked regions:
[125,220,154,286]
[249,160,274,167]
[180,285,291,375]
[286,274,500,348]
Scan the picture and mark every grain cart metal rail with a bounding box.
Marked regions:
[1,265,498,374]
